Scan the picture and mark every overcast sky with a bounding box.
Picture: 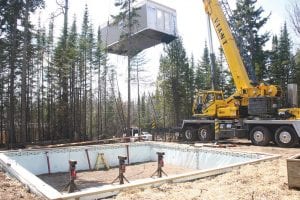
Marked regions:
[34,0,297,100]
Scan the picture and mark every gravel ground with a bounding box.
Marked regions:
[115,141,300,200]
[0,140,300,200]
[0,171,44,200]
[39,162,195,191]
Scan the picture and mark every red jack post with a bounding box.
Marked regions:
[62,160,79,193]
[151,152,167,178]
[112,156,129,184]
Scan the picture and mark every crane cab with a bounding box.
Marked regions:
[193,91,226,118]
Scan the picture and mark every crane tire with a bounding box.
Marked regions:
[197,125,214,141]
[250,126,271,146]
[183,127,197,141]
[275,126,299,148]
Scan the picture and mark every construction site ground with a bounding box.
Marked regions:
[0,139,300,200]
[38,162,195,191]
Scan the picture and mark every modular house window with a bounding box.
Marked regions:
[156,9,164,30]
[164,12,171,32]
[148,6,156,28]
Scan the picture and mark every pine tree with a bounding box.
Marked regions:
[111,0,140,41]
[106,69,121,136]
[268,35,280,84]
[6,0,23,146]
[233,0,270,82]
[67,17,78,140]
[79,5,90,140]
[35,20,46,142]
[0,0,45,146]
[0,20,7,144]
[87,24,95,139]
[46,17,55,142]
[140,92,147,129]
[278,23,294,105]
[187,55,195,118]
[52,0,70,140]
[157,37,189,126]
[131,52,149,131]
[157,57,169,127]
[195,42,211,91]
[20,0,31,144]
[268,23,294,106]
[112,0,140,131]
[95,26,105,138]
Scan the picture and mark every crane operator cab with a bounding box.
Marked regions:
[193,91,225,117]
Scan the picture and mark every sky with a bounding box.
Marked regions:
[33,0,298,100]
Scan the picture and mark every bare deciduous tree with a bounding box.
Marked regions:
[288,1,300,36]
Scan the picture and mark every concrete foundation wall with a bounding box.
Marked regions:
[4,143,264,175]
[0,142,277,200]
[5,144,152,175]
[151,144,262,170]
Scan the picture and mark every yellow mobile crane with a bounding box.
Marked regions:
[181,0,300,147]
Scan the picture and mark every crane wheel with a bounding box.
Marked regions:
[250,126,271,146]
[275,126,299,148]
[197,125,214,141]
[183,127,197,141]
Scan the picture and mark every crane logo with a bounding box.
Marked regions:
[214,17,228,45]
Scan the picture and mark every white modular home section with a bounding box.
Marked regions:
[101,0,177,56]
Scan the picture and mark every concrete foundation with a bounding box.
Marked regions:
[0,142,279,200]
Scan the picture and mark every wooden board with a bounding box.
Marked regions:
[287,154,300,189]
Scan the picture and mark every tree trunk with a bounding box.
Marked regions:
[83,51,87,140]
[8,14,18,148]
[0,65,4,145]
[89,61,93,140]
[127,0,132,132]
[127,56,131,131]
[137,63,140,132]
[104,60,107,135]
[41,66,45,141]
[97,62,102,138]
[61,0,69,139]
[37,60,41,142]
[20,1,30,145]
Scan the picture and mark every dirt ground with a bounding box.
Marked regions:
[0,139,300,200]
[0,171,44,200]
[38,162,195,191]
[115,140,300,200]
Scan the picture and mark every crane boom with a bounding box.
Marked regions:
[203,0,252,90]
